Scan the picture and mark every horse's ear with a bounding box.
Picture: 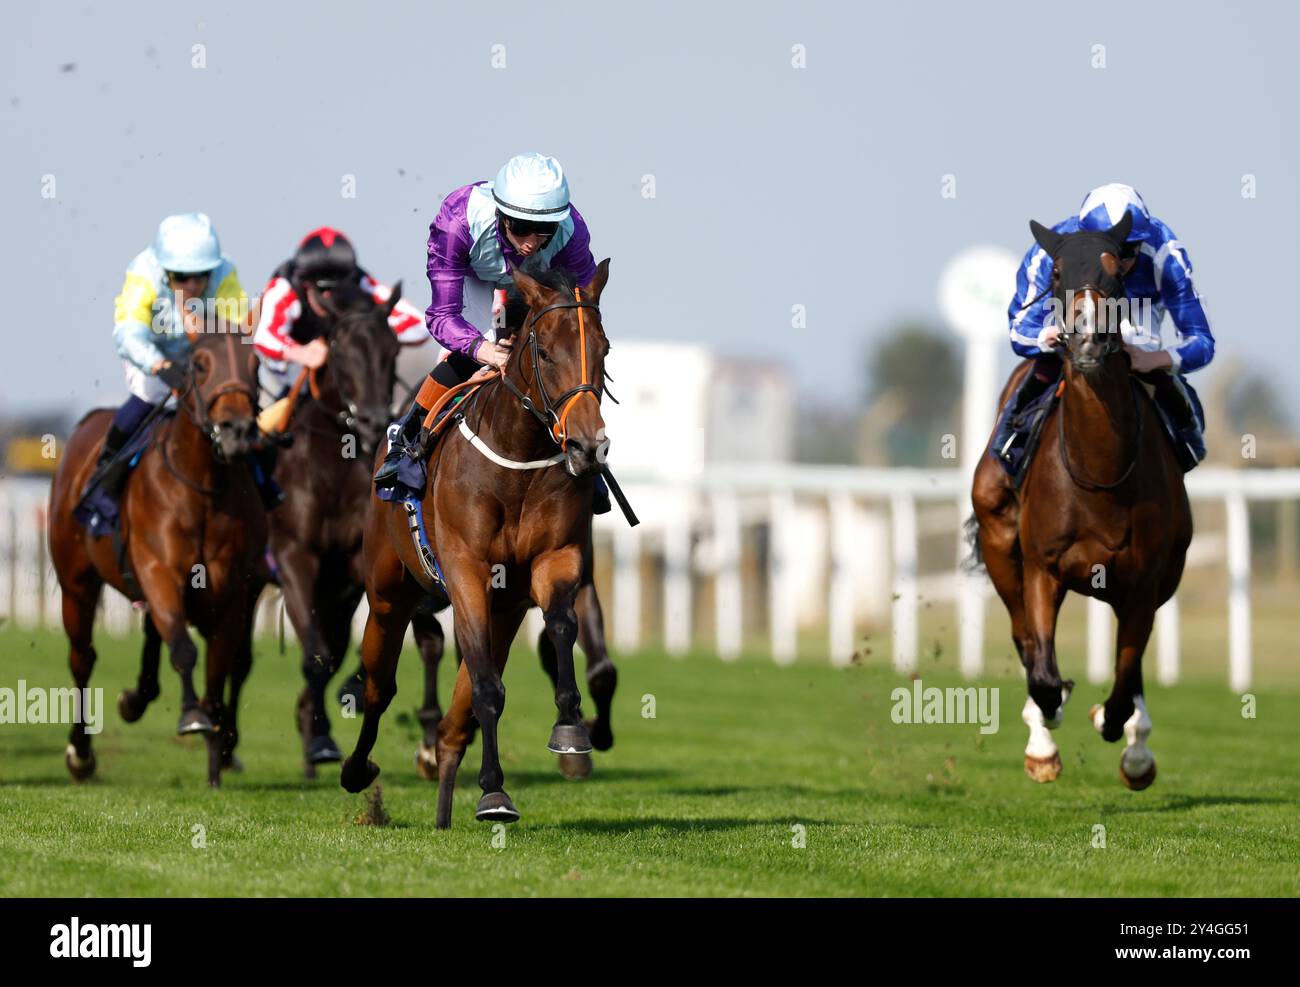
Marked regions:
[512,266,550,310]
[1106,210,1134,250]
[1029,220,1062,256]
[383,280,403,317]
[583,258,611,303]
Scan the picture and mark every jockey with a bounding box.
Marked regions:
[95,213,257,496]
[372,151,611,512]
[252,226,427,431]
[995,183,1213,471]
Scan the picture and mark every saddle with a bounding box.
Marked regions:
[374,372,492,505]
[996,376,1063,487]
[73,413,173,538]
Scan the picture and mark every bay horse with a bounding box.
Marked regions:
[971,212,1191,789]
[48,320,267,786]
[265,282,446,777]
[340,260,613,827]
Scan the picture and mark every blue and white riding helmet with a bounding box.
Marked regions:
[153,212,223,273]
[1077,183,1149,242]
[492,153,571,223]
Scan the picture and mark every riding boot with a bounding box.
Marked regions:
[375,376,452,488]
[374,404,431,488]
[91,425,134,499]
[592,473,612,515]
[991,355,1059,464]
[1151,373,1206,471]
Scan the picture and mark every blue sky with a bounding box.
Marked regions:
[4,0,1297,421]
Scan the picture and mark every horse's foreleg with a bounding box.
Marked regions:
[434,660,473,828]
[1021,564,1071,782]
[1089,601,1157,789]
[411,608,446,781]
[532,549,591,758]
[220,580,262,774]
[118,614,163,723]
[446,561,519,823]
[277,545,337,773]
[60,573,103,780]
[135,558,209,736]
[201,597,245,788]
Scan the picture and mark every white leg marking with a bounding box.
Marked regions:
[1022,696,1058,760]
[1119,695,1154,779]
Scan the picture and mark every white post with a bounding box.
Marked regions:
[711,491,742,661]
[1087,597,1111,684]
[1156,596,1180,686]
[13,492,40,629]
[0,489,12,626]
[612,520,642,653]
[768,490,797,665]
[525,607,545,651]
[663,497,692,656]
[828,492,856,667]
[890,492,918,674]
[1225,489,1252,692]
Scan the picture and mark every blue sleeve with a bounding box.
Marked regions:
[1157,240,1214,373]
[1007,243,1054,358]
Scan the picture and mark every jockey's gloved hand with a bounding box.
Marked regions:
[155,360,189,390]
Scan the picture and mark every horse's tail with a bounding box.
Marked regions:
[961,513,985,574]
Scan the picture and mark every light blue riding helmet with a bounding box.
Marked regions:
[153,212,223,273]
[1078,183,1149,240]
[492,153,571,223]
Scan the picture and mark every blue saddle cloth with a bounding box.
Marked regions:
[73,415,169,537]
[995,380,1061,484]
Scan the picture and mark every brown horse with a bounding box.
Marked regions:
[971,213,1191,789]
[263,282,448,776]
[48,322,267,786]
[340,260,613,827]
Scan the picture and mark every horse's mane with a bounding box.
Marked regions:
[512,260,577,300]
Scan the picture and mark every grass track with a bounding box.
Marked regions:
[0,626,1296,897]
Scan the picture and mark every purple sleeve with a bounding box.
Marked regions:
[425,186,487,359]
[554,204,598,288]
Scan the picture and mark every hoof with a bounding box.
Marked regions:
[220,753,244,773]
[475,791,520,823]
[1089,704,1105,733]
[558,752,593,780]
[65,744,96,781]
[1120,755,1157,791]
[117,689,151,723]
[339,756,380,794]
[306,735,343,765]
[547,722,593,755]
[177,706,215,736]
[415,743,438,781]
[1024,751,1062,783]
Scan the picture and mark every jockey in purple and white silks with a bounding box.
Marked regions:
[993,183,1212,471]
[373,152,609,510]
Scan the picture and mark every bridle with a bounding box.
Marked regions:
[1054,255,1142,491]
[497,286,610,449]
[290,313,395,447]
[175,334,259,455]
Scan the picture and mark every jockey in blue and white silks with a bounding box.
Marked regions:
[994,184,1212,471]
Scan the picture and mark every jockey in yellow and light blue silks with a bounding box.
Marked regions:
[97,213,247,478]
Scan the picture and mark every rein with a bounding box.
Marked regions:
[496,287,604,448]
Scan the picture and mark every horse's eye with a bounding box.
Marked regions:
[537,347,551,363]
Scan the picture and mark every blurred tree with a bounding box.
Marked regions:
[863,324,962,466]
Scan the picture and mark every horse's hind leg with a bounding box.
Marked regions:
[577,581,617,751]
[1089,601,1157,790]
[134,561,210,736]
[118,613,162,723]
[60,573,103,780]
[1020,564,1072,783]
[411,606,446,781]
